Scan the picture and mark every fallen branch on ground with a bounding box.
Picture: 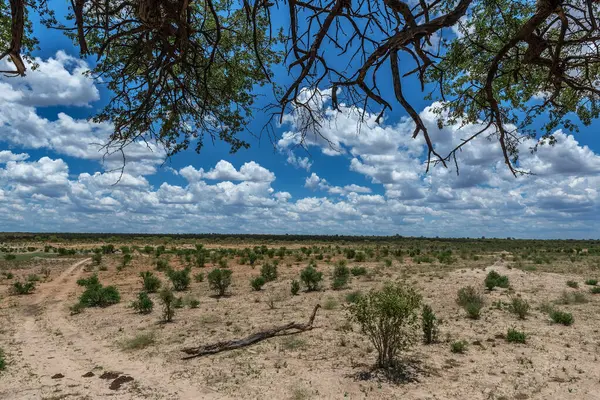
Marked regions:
[181,304,321,360]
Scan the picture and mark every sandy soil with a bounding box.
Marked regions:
[1,251,600,400]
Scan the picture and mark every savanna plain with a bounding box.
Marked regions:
[1,234,599,399]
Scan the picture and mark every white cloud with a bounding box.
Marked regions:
[179,160,275,183]
[0,150,29,163]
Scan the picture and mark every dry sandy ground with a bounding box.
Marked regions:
[1,254,600,400]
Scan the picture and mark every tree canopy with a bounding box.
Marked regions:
[1,0,599,174]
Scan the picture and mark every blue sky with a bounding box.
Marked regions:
[1,6,600,238]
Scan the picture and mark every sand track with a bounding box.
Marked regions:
[2,258,225,400]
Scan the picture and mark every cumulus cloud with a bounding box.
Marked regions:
[179,160,275,183]
[0,52,165,176]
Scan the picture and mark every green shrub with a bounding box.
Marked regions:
[550,310,574,325]
[189,299,200,308]
[323,296,338,310]
[120,332,155,350]
[347,283,421,368]
[566,280,579,288]
[167,267,191,291]
[300,264,323,291]
[591,286,600,294]
[345,290,363,303]
[27,274,40,282]
[260,263,278,282]
[121,254,133,268]
[354,252,366,262]
[159,287,175,322]
[456,286,484,319]
[251,276,266,291]
[290,279,300,295]
[331,263,351,290]
[450,340,467,354]
[77,275,120,307]
[173,296,184,308]
[0,348,5,370]
[207,268,233,296]
[140,271,161,293]
[155,258,169,271]
[351,266,367,276]
[422,304,438,344]
[91,252,102,265]
[509,296,530,319]
[4,272,13,279]
[585,279,598,286]
[194,272,204,283]
[4,254,16,261]
[506,328,526,343]
[484,270,509,290]
[131,291,154,314]
[12,281,35,295]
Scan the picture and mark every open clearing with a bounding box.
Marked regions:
[1,235,600,399]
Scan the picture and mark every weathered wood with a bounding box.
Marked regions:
[181,304,321,360]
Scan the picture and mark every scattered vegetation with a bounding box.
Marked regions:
[260,262,278,282]
[566,280,579,288]
[508,297,530,319]
[345,290,363,304]
[120,332,156,350]
[76,275,120,308]
[347,283,421,368]
[350,266,367,276]
[167,267,191,291]
[12,281,35,295]
[422,304,438,344]
[506,328,527,343]
[159,287,176,322]
[450,340,467,354]
[331,262,351,290]
[208,268,233,296]
[300,264,323,292]
[456,286,484,319]
[585,278,598,286]
[484,270,509,290]
[250,276,266,291]
[290,279,300,295]
[550,310,574,326]
[131,291,154,314]
[140,271,161,293]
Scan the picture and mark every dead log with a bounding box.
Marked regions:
[181,304,321,360]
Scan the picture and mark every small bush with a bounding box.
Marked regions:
[159,287,175,322]
[4,272,13,279]
[345,290,362,303]
[557,290,587,304]
[509,296,530,319]
[331,263,351,290]
[207,268,233,296]
[0,348,5,370]
[354,252,366,262]
[27,274,40,282]
[550,310,574,326]
[167,267,191,291]
[91,252,102,265]
[194,272,204,283]
[140,271,161,293]
[351,266,367,276]
[69,302,84,315]
[4,254,16,261]
[12,281,35,295]
[323,296,338,310]
[155,258,169,271]
[251,276,266,291]
[585,279,598,286]
[506,328,526,343]
[347,283,421,368]
[120,332,155,350]
[131,291,154,314]
[290,279,300,295]
[591,286,600,294]
[188,299,200,308]
[484,270,509,290]
[77,275,120,307]
[300,264,323,291]
[422,304,438,344]
[450,340,467,354]
[173,297,184,308]
[260,263,278,282]
[456,286,484,319]
[566,280,579,288]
